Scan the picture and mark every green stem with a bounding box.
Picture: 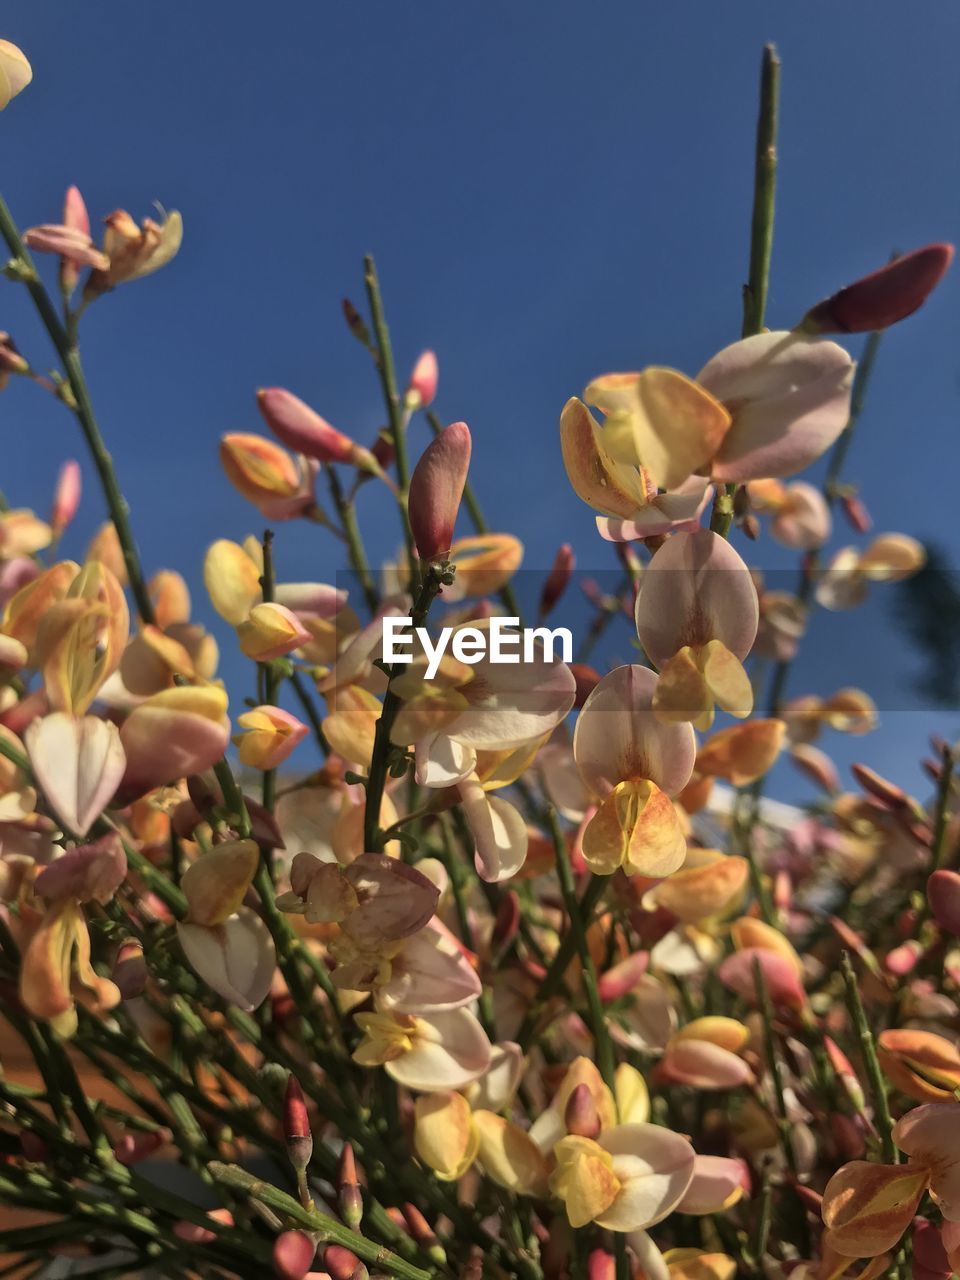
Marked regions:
[0,194,154,623]
[547,811,616,1093]
[328,466,378,614]
[840,950,897,1163]
[208,1162,432,1280]
[259,527,279,814]
[516,872,607,1053]
[363,563,447,850]
[710,43,780,538]
[364,254,417,579]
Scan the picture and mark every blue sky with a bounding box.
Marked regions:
[1,3,958,798]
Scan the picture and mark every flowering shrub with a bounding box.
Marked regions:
[0,36,958,1280]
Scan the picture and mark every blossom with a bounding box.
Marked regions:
[352,1007,492,1091]
[235,705,308,770]
[572,665,696,877]
[220,433,318,521]
[550,1123,695,1231]
[0,40,31,109]
[443,533,523,602]
[84,207,183,294]
[634,530,758,730]
[26,713,125,838]
[746,478,830,549]
[816,534,926,609]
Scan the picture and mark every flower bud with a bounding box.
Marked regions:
[0,332,28,383]
[236,705,309,770]
[404,350,438,411]
[403,1203,445,1264]
[850,762,909,810]
[408,421,471,562]
[539,543,575,619]
[491,890,520,954]
[283,1074,313,1175]
[570,663,601,707]
[564,1082,602,1138]
[257,388,377,471]
[237,602,311,661]
[342,298,372,348]
[324,1246,367,1280]
[0,41,32,110]
[112,939,148,999]
[840,492,873,534]
[928,869,960,936]
[587,1250,615,1280]
[801,243,954,333]
[114,1128,170,1166]
[273,1231,316,1280]
[50,460,82,535]
[338,1142,363,1230]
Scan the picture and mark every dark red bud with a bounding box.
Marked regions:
[324,1245,368,1280]
[539,543,575,619]
[801,243,954,334]
[274,1231,316,1280]
[283,1074,313,1173]
[570,663,601,707]
[840,493,873,534]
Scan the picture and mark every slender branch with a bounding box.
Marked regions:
[0,194,155,623]
[208,1162,432,1280]
[840,950,897,1163]
[711,43,780,538]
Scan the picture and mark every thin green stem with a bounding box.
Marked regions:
[710,43,780,538]
[364,254,417,579]
[0,194,154,622]
[840,950,897,1163]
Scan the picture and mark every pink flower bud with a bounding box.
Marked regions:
[323,1246,367,1280]
[405,350,438,410]
[885,940,922,976]
[539,543,575,619]
[60,186,90,294]
[830,1112,865,1161]
[587,1250,615,1280]
[274,1231,316,1280]
[112,939,147,999]
[257,388,374,469]
[284,1074,313,1174]
[564,1083,602,1138]
[598,951,649,1002]
[50,460,81,534]
[851,762,909,810]
[114,1128,170,1165]
[841,492,873,534]
[928,869,960,936]
[408,421,471,562]
[802,243,954,333]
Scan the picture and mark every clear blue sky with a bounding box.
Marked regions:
[2,3,958,798]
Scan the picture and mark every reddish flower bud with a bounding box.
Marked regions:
[19,1131,49,1162]
[274,1231,316,1280]
[403,1203,443,1261]
[539,543,575,619]
[371,430,395,471]
[928,869,960,936]
[840,492,873,534]
[570,663,601,707]
[801,243,954,333]
[587,1250,615,1280]
[342,298,372,348]
[564,1082,602,1138]
[283,1074,313,1174]
[830,1112,866,1161]
[885,940,922,977]
[408,421,471,562]
[324,1245,368,1280]
[404,350,438,410]
[114,1128,169,1166]
[597,951,649,1002]
[850,762,909,810]
[257,388,376,470]
[50,459,82,535]
[338,1142,363,1230]
[491,890,521,953]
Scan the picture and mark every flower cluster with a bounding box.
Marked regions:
[0,36,959,1280]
